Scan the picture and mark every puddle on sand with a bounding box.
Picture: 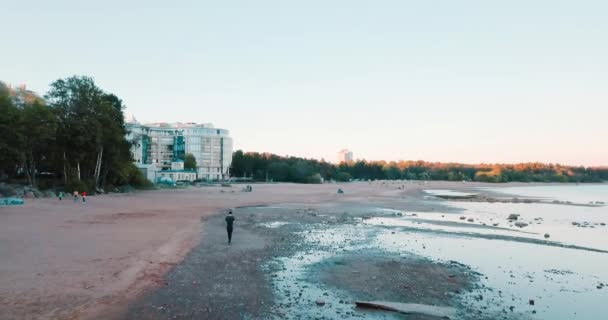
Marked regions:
[262,225,407,319]
[259,221,289,228]
[424,189,477,197]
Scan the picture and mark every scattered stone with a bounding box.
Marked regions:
[514,222,528,228]
[507,214,519,221]
[529,299,535,306]
[467,218,474,222]
[544,233,550,238]
[459,216,466,220]
[315,299,326,306]
[337,189,344,194]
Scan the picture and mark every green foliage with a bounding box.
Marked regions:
[0,84,21,179]
[184,153,197,170]
[229,151,334,183]
[268,162,290,181]
[289,160,314,183]
[0,184,17,196]
[305,173,323,184]
[126,164,155,189]
[383,164,401,180]
[335,171,352,182]
[110,163,153,189]
[0,76,137,191]
[64,179,89,193]
[230,151,608,184]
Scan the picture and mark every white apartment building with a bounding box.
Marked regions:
[126,120,233,181]
[337,149,353,163]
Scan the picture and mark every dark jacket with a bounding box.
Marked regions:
[225,215,235,228]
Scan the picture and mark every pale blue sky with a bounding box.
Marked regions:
[2,0,607,165]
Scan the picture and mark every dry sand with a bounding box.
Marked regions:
[0,181,519,319]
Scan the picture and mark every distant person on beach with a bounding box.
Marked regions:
[58,191,63,201]
[73,191,78,202]
[225,209,235,244]
[82,191,87,203]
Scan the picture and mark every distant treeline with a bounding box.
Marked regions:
[231,151,608,183]
[0,76,150,192]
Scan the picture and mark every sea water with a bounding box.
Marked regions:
[373,184,608,319]
[263,185,608,319]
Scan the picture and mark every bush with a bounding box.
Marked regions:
[0,184,17,196]
[36,178,54,191]
[335,171,352,182]
[65,179,89,193]
[117,185,136,193]
[126,164,154,189]
[304,174,323,184]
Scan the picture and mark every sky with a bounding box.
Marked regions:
[2,0,607,166]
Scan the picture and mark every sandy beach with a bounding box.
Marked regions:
[1,181,606,320]
[0,181,446,319]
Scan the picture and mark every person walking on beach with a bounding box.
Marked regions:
[82,191,87,203]
[73,191,78,202]
[58,191,63,201]
[225,209,235,245]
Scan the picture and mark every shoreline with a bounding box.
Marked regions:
[0,181,603,319]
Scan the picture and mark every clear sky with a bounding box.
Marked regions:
[2,0,607,166]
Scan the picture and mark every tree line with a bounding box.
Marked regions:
[0,76,150,192]
[2,76,606,192]
[230,151,608,183]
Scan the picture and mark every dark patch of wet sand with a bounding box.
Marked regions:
[124,204,488,319]
[125,213,276,319]
[311,251,476,320]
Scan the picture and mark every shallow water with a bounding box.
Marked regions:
[263,225,405,319]
[379,185,608,319]
[374,229,608,319]
[262,185,608,320]
[259,221,290,228]
[482,184,608,204]
[423,190,477,197]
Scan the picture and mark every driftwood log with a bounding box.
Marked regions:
[355,301,456,319]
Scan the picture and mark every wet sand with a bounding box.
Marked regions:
[125,202,482,320]
[0,181,585,319]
